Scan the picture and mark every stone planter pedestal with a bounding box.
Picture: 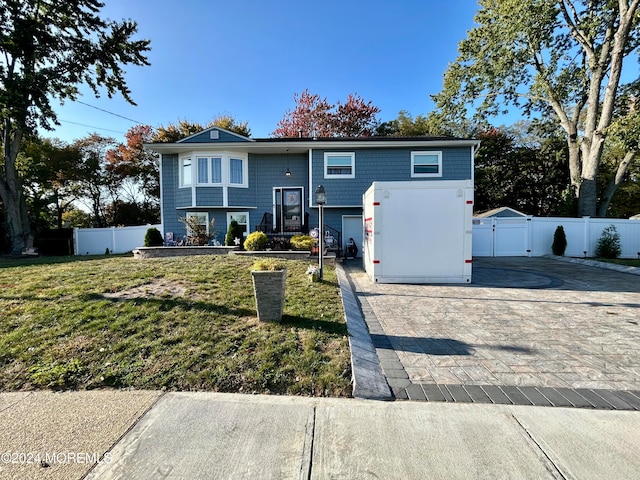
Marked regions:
[250,268,287,322]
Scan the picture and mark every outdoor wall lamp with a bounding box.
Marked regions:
[315,185,327,280]
[285,149,291,177]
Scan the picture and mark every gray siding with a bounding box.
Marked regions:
[161,154,182,239]
[179,128,251,143]
[176,188,192,208]
[208,211,227,245]
[248,153,309,230]
[311,147,472,206]
[195,187,223,206]
[228,186,255,207]
[161,142,473,243]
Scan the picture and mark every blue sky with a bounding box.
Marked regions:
[44,0,481,143]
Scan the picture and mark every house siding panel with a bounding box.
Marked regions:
[245,153,309,229]
[313,207,362,237]
[176,188,192,208]
[160,138,475,245]
[208,211,227,245]
[228,186,255,207]
[195,187,223,206]
[161,154,182,239]
[311,147,472,206]
[179,129,251,143]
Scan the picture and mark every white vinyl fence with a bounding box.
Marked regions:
[473,217,640,259]
[74,224,162,255]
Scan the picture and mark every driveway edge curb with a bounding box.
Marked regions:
[335,262,393,400]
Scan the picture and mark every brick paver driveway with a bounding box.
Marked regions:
[345,257,640,407]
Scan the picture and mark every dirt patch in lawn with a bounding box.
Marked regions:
[102,279,188,301]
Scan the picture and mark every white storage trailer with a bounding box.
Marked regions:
[363,180,474,284]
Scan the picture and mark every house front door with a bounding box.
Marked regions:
[274,187,304,233]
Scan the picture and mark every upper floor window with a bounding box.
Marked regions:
[230,158,244,185]
[411,151,442,178]
[181,158,192,186]
[180,153,247,187]
[197,156,222,184]
[324,152,355,179]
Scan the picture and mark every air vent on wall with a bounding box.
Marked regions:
[210,130,219,140]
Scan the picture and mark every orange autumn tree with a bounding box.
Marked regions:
[273,89,381,138]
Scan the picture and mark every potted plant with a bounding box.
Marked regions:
[250,259,287,322]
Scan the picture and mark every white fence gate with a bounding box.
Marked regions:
[74,224,162,255]
[473,217,640,259]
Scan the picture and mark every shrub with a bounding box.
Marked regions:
[595,225,621,259]
[244,231,269,251]
[144,227,164,247]
[551,225,567,256]
[225,220,244,247]
[269,236,291,251]
[252,258,286,271]
[178,216,216,246]
[290,235,315,251]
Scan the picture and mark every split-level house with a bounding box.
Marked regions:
[147,127,479,256]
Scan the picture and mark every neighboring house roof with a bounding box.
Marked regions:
[475,207,528,218]
[146,128,481,154]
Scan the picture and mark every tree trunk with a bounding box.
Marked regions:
[56,192,64,230]
[597,151,637,217]
[578,130,607,217]
[0,125,33,254]
[1,189,32,253]
[567,137,581,190]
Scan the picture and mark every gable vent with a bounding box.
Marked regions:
[210,130,219,140]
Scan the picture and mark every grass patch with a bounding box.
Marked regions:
[0,255,351,396]
[593,258,640,268]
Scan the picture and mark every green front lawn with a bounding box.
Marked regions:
[595,258,640,268]
[0,255,352,396]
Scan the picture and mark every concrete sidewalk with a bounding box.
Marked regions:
[2,390,640,480]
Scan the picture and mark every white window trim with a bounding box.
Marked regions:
[185,211,209,235]
[228,157,247,186]
[411,151,443,178]
[196,156,223,186]
[181,151,248,188]
[179,155,193,188]
[226,211,249,235]
[324,152,355,179]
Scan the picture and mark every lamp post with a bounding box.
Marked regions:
[315,185,327,281]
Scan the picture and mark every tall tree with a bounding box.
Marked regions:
[18,136,83,229]
[430,0,640,217]
[0,0,150,252]
[377,109,482,138]
[474,128,572,216]
[597,79,640,216]
[153,115,252,143]
[106,125,159,204]
[153,120,207,144]
[210,114,251,138]
[376,110,431,136]
[73,133,117,227]
[273,89,380,138]
[332,94,381,137]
